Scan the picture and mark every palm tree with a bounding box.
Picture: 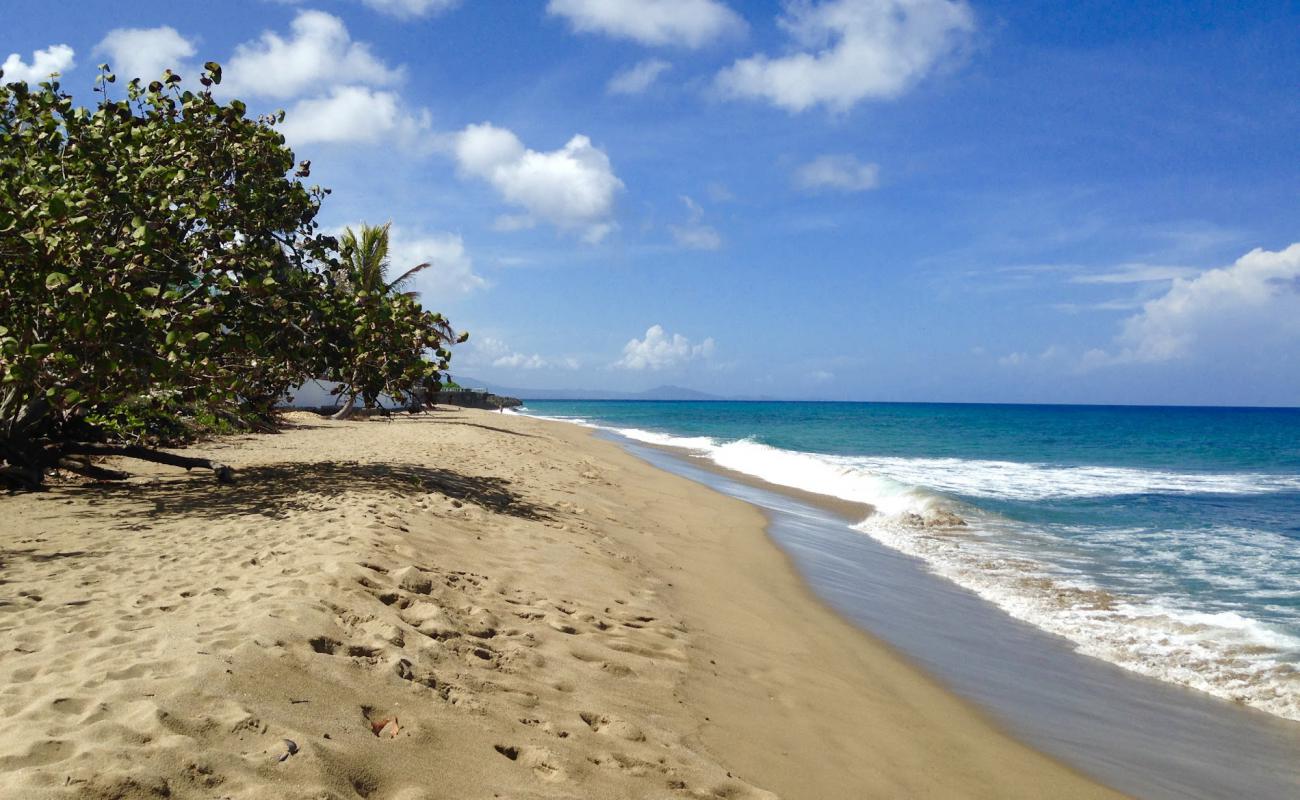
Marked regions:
[335,222,430,298]
[329,222,435,419]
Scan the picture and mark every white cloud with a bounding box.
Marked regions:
[614,325,715,370]
[999,346,1064,367]
[359,0,461,18]
[492,214,537,232]
[1069,264,1200,284]
[548,0,744,48]
[493,352,551,369]
[1086,242,1300,366]
[224,10,402,99]
[279,86,432,148]
[218,12,431,152]
[465,337,578,371]
[607,59,672,95]
[386,228,488,299]
[669,195,722,250]
[671,225,723,250]
[1053,298,1150,313]
[453,122,623,242]
[2,44,75,83]
[717,0,975,113]
[334,224,486,299]
[793,154,880,192]
[94,27,195,83]
[707,182,735,202]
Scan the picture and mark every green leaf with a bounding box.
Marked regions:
[45,272,70,289]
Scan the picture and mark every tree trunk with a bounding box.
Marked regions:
[330,394,357,420]
[57,457,132,481]
[0,395,52,489]
[61,443,234,484]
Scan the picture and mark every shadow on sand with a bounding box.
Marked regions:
[62,460,551,522]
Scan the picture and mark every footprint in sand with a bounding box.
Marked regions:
[579,711,646,742]
[589,751,662,778]
[493,744,566,782]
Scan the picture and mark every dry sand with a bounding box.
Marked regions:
[0,409,1126,799]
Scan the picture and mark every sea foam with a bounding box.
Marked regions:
[529,412,1300,722]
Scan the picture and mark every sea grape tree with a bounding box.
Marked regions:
[0,64,461,489]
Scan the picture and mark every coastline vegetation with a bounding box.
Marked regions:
[0,62,465,490]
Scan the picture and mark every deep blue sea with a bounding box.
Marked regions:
[519,401,1300,721]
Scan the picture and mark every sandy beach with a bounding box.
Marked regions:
[0,409,1123,799]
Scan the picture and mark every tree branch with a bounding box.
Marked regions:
[57,457,131,481]
[61,443,234,484]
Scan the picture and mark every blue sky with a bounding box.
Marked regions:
[6,0,1299,405]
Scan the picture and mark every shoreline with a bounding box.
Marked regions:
[612,431,1300,799]
[521,406,1300,727]
[1,409,1121,798]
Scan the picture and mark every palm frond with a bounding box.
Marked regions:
[386,262,431,293]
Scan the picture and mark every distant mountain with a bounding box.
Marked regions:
[449,378,754,402]
[632,384,724,401]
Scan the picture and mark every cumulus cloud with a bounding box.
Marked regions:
[548,0,745,48]
[333,224,486,299]
[359,0,462,18]
[466,337,579,371]
[452,122,624,242]
[224,10,402,99]
[717,0,975,113]
[793,154,879,192]
[279,86,432,148]
[669,195,722,250]
[614,325,715,370]
[94,27,195,83]
[215,11,435,152]
[607,59,672,95]
[2,44,75,83]
[386,228,488,299]
[1085,242,1300,366]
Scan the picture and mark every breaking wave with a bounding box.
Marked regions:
[529,413,1300,722]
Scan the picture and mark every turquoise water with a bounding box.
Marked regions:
[520,401,1300,721]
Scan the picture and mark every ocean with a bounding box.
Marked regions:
[518,400,1300,723]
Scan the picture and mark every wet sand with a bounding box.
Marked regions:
[618,435,1300,800]
[0,409,1121,798]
